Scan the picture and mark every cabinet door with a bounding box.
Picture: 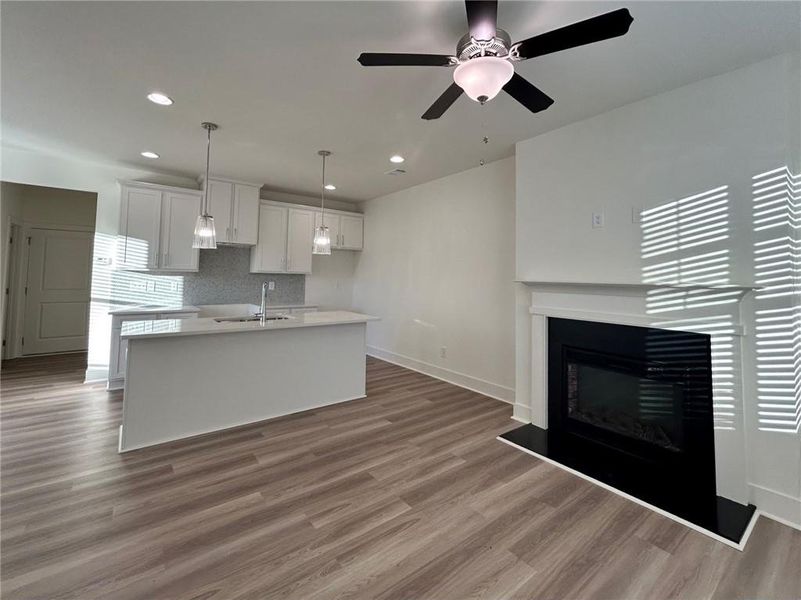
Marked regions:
[340,215,364,250]
[314,211,341,249]
[161,191,202,271]
[233,184,260,245]
[207,179,234,243]
[119,186,162,269]
[250,205,288,272]
[287,208,314,273]
[109,314,157,382]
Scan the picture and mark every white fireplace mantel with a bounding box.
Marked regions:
[517,281,753,505]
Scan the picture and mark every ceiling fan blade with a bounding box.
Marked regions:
[422,83,464,120]
[503,73,554,113]
[511,8,633,60]
[357,53,456,67]
[465,0,498,41]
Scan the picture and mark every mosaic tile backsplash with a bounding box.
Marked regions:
[110,245,305,308]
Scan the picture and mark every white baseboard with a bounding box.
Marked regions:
[512,403,531,423]
[85,366,109,384]
[749,483,801,530]
[366,345,514,404]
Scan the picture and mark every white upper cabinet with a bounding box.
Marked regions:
[207,179,234,242]
[119,186,162,270]
[314,211,363,250]
[250,201,363,273]
[118,183,201,272]
[118,183,200,271]
[286,208,314,274]
[204,178,260,245]
[250,204,288,273]
[250,204,314,274]
[340,215,364,250]
[160,191,202,271]
[233,184,260,244]
[315,211,342,249]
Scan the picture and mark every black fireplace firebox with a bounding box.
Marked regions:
[548,317,716,509]
[500,317,756,543]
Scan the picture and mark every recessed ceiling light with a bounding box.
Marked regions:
[141,151,160,159]
[324,184,336,191]
[147,92,173,106]
[390,155,405,164]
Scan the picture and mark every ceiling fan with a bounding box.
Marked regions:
[357,1,633,120]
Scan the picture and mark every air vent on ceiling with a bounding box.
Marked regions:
[385,168,406,176]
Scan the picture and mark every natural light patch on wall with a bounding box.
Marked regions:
[752,166,800,433]
[640,184,740,431]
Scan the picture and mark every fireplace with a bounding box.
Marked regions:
[548,317,716,506]
[500,315,756,545]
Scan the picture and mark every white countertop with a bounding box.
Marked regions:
[109,303,318,317]
[121,310,378,340]
[109,305,200,316]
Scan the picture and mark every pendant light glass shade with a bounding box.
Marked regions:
[193,214,217,249]
[193,122,219,249]
[313,224,331,255]
[313,150,332,255]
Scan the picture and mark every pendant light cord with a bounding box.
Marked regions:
[204,126,212,215]
[320,152,327,225]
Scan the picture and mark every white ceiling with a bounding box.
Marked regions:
[2,1,799,202]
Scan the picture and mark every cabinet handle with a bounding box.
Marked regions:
[226,227,231,242]
[234,227,238,240]
[164,252,168,266]
[341,234,345,247]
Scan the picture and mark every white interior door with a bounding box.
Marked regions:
[22,228,93,355]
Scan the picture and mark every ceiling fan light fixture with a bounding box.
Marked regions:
[453,56,514,103]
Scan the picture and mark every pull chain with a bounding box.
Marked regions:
[480,104,488,166]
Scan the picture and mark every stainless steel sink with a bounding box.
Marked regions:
[214,315,290,323]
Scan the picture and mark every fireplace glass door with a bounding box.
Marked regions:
[564,348,686,454]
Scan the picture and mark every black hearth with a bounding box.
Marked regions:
[500,317,756,544]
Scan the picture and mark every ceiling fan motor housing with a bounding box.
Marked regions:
[456,29,512,61]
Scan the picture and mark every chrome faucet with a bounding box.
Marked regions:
[260,281,269,325]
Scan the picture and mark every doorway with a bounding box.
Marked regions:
[1,182,97,358]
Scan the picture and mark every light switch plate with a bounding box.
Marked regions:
[268,281,275,291]
[592,212,605,228]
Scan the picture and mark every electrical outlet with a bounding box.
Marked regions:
[440,346,447,359]
[268,281,275,291]
[592,212,605,228]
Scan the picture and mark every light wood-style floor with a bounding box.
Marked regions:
[1,353,799,600]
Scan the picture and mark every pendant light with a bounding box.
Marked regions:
[312,150,332,255]
[193,122,219,249]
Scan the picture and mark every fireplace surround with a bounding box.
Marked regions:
[501,283,760,547]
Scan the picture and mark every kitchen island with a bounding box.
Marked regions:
[118,311,378,452]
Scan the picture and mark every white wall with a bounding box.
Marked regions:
[515,54,801,525]
[352,157,516,402]
[307,252,356,310]
[1,182,97,228]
